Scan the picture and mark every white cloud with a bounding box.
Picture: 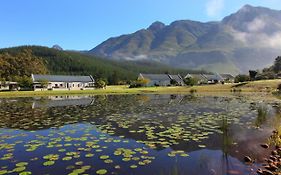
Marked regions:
[230,17,281,48]
[206,0,224,18]
[247,17,266,32]
[123,54,148,60]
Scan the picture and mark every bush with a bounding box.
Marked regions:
[231,88,242,92]
[129,78,150,88]
[234,74,250,83]
[190,89,197,93]
[95,79,107,89]
[170,79,178,86]
[184,77,197,86]
[15,76,33,89]
[277,83,281,92]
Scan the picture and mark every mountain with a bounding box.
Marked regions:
[89,5,281,74]
[0,46,200,84]
[52,44,63,51]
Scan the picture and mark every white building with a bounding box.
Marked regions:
[31,74,95,91]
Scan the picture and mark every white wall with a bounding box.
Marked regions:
[34,81,94,91]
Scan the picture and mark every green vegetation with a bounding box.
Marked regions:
[0,48,47,80]
[252,56,281,80]
[37,79,49,88]
[184,77,198,86]
[234,74,250,83]
[0,46,204,85]
[129,78,150,88]
[95,79,107,89]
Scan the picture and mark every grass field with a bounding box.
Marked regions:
[0,79,280,98]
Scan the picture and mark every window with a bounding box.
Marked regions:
[60,84,63,87]
[55,84,58,87]
[78,84,80,87]
[73,84,74,87]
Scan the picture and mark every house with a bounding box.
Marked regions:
[220,74,235,83]
[138,73,185,86]
[203,74,224,84]
[185,73,231,84]
[138,73,171,86]
[185,74,208,84]
[0,81,19,91]
[168,74,185,86]
[31,74,95,91]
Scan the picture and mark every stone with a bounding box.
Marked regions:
[261,144,269,149]
[244,156,252,163]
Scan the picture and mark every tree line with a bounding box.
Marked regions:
[0,46,204,86]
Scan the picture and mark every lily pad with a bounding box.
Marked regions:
[96,169,107,175]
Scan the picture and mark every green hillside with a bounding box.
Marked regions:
[0,46,202,84]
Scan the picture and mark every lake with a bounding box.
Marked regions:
[0,94,280,175]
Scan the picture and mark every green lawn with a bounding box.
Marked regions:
[0,79,280,98]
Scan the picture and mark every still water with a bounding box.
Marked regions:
[0,94,280,175]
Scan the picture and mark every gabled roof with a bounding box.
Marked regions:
[185,74,207,81]
[220,74,235,79]
[203,74,224,81]
[168,74,184,82]
[32,74,94,83]
[139,73,170,81]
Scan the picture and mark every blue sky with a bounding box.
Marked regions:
[0,0,281,50]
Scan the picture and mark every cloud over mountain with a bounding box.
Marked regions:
[90,5,281,74]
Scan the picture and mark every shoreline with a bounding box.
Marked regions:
[0,79,280,98]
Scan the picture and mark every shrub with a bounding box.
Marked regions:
[170,79,178,86]
[277,83,281,92]
[129,78,150,88]
[184,77,197,86]
[95,79,107,89]
[190,89,197,93]
[234,74,250,83]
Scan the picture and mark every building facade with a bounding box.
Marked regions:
[32,74,95,91]
[138,73,184,86]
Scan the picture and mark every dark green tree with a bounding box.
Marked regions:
[273,56,281,73]
[234,74,250,83]
[249,70,258,80]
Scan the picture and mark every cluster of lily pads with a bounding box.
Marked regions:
[0,95,278,175]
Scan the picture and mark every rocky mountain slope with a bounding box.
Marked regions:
[90,5,281,74]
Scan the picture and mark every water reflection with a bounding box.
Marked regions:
[32,95,95,108]
[0,94,280,175]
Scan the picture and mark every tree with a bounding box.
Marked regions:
[234,74,250,83]
[249,70,258,80]
[108,71,119,85]
[170,79,178,86]
[184,77,197,86]
[0,77,6,86]
[38,79,49,88]
[273,56,281,73]
[95,79,107,89]
[16,76,33,89]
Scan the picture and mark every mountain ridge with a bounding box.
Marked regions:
[89,4,281,74]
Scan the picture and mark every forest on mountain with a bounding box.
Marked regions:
[0,46,202,85]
